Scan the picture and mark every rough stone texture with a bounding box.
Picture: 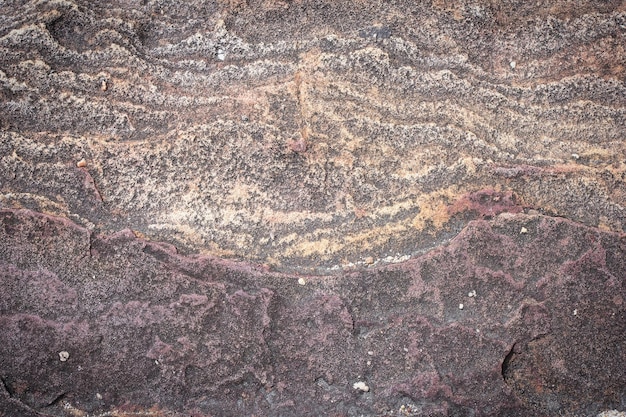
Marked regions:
[1,209,625,417]
[1,0,626,416]
[1,0,625,272]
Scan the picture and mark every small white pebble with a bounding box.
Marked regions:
[96,393,102,400]
[100,79,107,91]
[366,360,371,365]
[573,309,578,316]
[510,60,516,69]
[367,350,374,356]
[58,351,69,362]
[76,159,87,168]
[572,153,580,160]
[297,277,306,286]
[364,256,374,265]
[403,347,409,352]
[353,381,370,392]
[520,227,528,234]
[216,48,226,61]
[459,303,464,310]
[468,290,477,297]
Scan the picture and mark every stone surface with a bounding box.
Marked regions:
[1,1,626,416]
[1,0,625,272]
[1,208,625,416]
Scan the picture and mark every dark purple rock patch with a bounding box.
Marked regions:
[1,208,624,416]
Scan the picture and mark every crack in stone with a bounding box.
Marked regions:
[43,392,66,409]
[0,375,14,398]
[501,343,517,384]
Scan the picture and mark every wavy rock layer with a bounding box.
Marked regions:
[1,0,625,272]
[1,1,626,416]
[1,208,625,417]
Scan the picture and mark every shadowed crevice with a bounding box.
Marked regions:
[501,343,517,383]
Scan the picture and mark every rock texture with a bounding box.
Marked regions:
[1,0,626,416]
[1,0,625,272]
[1,208,625,416]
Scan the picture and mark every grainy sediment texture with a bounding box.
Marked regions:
[1,0,625,272]
[0,0,625,416]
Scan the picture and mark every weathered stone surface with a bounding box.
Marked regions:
[1,208,625,416]
[1,0,625,272]
[1,1,626,416]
